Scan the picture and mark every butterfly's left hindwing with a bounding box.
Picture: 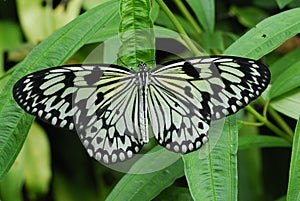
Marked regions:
[13,64,144,164]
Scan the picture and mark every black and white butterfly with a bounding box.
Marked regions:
[13,56,270,164]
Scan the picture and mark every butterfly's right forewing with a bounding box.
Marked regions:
[13,64,144,164]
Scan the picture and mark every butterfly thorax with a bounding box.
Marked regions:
[137,62,149,143]
[137,62,148,86]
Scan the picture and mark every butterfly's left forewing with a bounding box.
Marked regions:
[13,64,144,164]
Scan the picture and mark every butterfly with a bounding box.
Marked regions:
[13,56,270,164]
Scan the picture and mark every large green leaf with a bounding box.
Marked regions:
[270,88,300,120]
[287,118,300,201]
[225,8,300,59]
[106,146,184,201]
[186,0,215,33]
[183,117,238,201]
[0,0,119,181]
[269,47,300,84]
[238,135,291,150]
[269,60,300,99]
[230,6,268,28]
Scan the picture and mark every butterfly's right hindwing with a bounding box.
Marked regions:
[14,67,78,130]
[13,65,144,164]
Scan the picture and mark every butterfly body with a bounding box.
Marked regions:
[13,56,270,164]
[137,62,149,143]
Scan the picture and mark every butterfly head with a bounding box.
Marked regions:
[138,62,147,72]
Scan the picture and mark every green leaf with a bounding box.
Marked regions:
[183,117,238,201]
[225,8,300,59]
[276,0,294,9]
[269,61,300,98]
[155,11,195,36]
[186,0,215,33]
[269,47,300,84]
[83,0,112,10]
[118,0,155,69]
[238,135,291,150]
[154,26,183,40]
[270,88,300,120]
[230,6,268,28]
[200,31,224,52]
[0,0,119,181]
[106,146,184,201]
[87,12,121,44]
[287,118,300,201]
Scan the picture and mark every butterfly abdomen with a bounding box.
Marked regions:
[137,62,150,143]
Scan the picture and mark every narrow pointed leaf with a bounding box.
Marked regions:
[0,0,119,181]
[183,117,238,201]
[225,8,300,59]
[118,0,155,69]
[106,146,184,201]
[287,118,300,201]
[186,0,215,33]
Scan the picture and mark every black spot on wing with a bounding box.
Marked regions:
[95,92,104,105]
[182,62,199,78]
[198,122,204,129]
[184,86,193,98]
[85,68,104,85]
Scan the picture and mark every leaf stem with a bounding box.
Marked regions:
[242,121,264,127]
[156,0,203,56]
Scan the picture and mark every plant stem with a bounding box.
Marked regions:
[156,0,204,56]
[258,98,294,138]
[173,0,202,34]
[267,106,294,137]
[246,105,293,143]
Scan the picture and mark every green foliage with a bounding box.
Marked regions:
[0,0,119,182]
[118,0,155,69]
[183,117,238,201]
[0,0,300,200]
[287,118,300,200]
